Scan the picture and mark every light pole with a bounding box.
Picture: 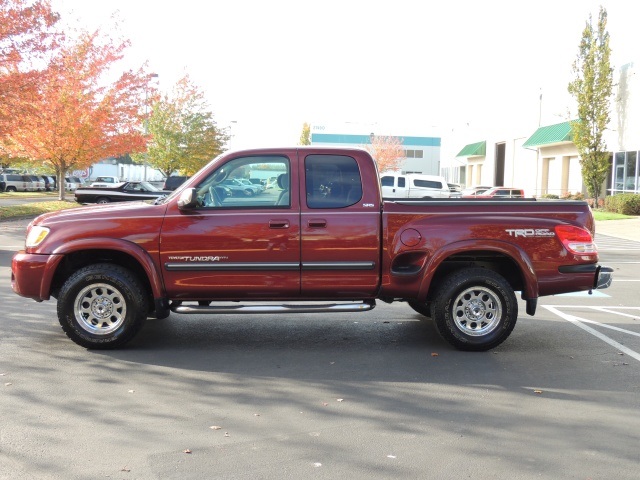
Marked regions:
[144,73,159,181]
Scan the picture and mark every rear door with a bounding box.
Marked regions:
[300,151,381,298]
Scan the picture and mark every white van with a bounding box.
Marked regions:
[380,172,451,199]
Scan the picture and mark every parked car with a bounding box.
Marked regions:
[0,173,29,192]
[11,146,612,351]
[74,181,171,204]
[39,176,55,192]
[163,176,189,191]
[221,178,261,196]
[90,176,120,186]
[64,178,76,191]
[447,183,462,198]
[238,178,265,192]
[380,173,451,198]
[460,185,492,197]
[466,187,525,199]
[28,175,45,191]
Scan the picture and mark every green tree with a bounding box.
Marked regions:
[134,75,228,178]
[568,6,613,207]
[299,122,311,145]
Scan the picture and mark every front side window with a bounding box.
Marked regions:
[380,176,394,187]
[194,156,289,208]
[305,155,362,209]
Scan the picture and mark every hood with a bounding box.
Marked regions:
[33,201,168,227]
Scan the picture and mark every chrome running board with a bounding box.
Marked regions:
[171,300,376,314]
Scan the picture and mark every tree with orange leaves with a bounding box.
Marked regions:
[364,134,405,173]
[0,0,59,138]
[2,27,155,199]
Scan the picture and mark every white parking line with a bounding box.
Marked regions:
[543,305,640,363]
[592,307,640,320]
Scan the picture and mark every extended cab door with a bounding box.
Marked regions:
[300,151,381,298]
[159,153,301,299]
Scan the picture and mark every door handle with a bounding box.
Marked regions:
[269,219,289,229]
[308,219,327,228]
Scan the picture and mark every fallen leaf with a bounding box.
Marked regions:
[336,398,344,402]
[120,466,131,472]
[4,383,12,387]
[387,455,397,459]
[128,390,135,393]
[618,352,624,356]
[209,426,222,430]
[431,353,439,357]
[253,413,260,417]
[313,463,322,468]
[183,449,192,454]
[0,373,7,376]
[224,432,230,437]
[534,390,543,394]
[322,402,328,406]
[330,362,335,365]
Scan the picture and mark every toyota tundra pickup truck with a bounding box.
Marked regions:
[11,147,613,351]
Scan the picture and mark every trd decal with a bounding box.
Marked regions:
[505,228,555,238]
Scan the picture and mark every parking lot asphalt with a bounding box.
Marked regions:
[1,215,640,479]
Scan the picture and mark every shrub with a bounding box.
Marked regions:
[604,193,640,215]
[541,194,559,199]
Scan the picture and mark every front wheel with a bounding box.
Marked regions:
[430,268,518,351]
[96,197,110,204]
[57,264,148,349]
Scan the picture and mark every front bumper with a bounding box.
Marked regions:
[11,252,64,301]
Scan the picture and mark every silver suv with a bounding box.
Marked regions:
[0,174,32,192]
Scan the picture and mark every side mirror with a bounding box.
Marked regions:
[177,188,198,209]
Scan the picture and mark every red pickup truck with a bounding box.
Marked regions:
[11,147,612,351]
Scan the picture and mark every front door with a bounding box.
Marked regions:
[160,154,301,300]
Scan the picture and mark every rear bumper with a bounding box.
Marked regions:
[595,266,613,290]
[557,264,613,290]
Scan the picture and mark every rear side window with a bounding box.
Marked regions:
[8,174,21,181]
[413,179,443,189]
[305,155,362,209]
[397,177,406,188]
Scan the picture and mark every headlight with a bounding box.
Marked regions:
[25,226,50,248]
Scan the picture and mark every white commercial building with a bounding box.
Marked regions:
[449,61,640,198]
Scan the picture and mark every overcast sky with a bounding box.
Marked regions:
[51,0,637,156]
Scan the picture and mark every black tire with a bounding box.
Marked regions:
[57,264,148,349]
[96,197,110,204]
[243,189,254,197]
[430,268,517,351]
[6,186,17,192]
[408,300,431,318]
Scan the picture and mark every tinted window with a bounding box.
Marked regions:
[305,155,362,209]
[398,177,406,188]
[413,179,443,189]
[8,174,21,181]
[195,156,289,208]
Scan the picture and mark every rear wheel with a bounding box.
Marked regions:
[57,264,148,349]
[96,197,110,204]
[6,186,16,192]
[430,268,517,351]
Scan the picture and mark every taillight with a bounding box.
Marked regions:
[555,225,597,255]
